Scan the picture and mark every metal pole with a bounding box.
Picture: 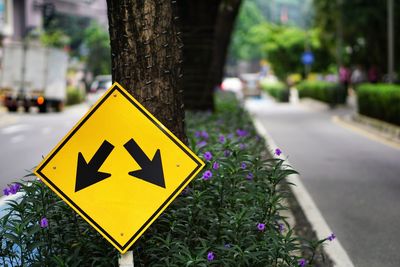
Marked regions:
[388,0,394,83]
[119,251,134,267]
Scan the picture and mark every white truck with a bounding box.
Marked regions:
[0,42,68,113]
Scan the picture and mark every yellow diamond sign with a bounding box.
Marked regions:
[34,82,205,253]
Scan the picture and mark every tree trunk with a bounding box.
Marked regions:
[106,0,186,142]
[207,0,242,95]
[178,0,220,111]
[178,0,242,111]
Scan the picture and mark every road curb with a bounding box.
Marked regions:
[251,118,355,267]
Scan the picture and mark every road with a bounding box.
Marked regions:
[246,96,400,267]
[0,104,89,190]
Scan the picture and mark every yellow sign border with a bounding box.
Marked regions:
[34,82,205,253]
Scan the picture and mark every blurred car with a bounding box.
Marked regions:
[87,75,112,106]
[220,77,243,96]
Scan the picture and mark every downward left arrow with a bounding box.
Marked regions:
[75,140,114,192]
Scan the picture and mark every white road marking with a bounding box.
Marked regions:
[1,124,31,135]
[10,135,25,143]
[41,127,52,135]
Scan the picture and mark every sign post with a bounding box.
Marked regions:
[34,82,205,253]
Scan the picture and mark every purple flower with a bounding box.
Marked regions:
[201,130,209,139]
[278,223,285,233]
[40,217,49,228]
[239,143,246,150]
[236,129,249,137]
[196,140,207,148]
[218,134,225,143]
[202,170,213,180]
[207,251,215,261]
[195,131,202,138]
[224,243,231,248]
[213,162,220,170]
[3,187,10,196]
[246,172,254,180]
[203,151,213,161]
[227,133,234,139]
[223,150,231,157]
[240,162,247,169]
[275,148,282,156]
[181,187,190,196]
[327,233,336,241]
[257,223,266,231]
[298,258,307,267]
[9,184,21,194]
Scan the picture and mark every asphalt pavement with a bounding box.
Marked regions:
[245,95,400,267]
[0,104,89,190]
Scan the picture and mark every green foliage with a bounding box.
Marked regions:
[40,30,70,48]
[84,23,111,77]
[297,81,346,106]
[250,23,321,79]
[229,0,266,60]
[357,83,400,126]
[0,180,118,266]
[260,81,289,102]
[314,0,400,71]
[44,13,91,57]
[1,92,329,266]
[66,86,85,106]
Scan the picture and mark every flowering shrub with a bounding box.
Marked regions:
[0,179,118,266]
[0,92,331,266]
[131,92,331,266]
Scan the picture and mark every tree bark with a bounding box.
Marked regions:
[207,0,242,96]
[178,0,242,111]
[178,0,220,111]
[106,0,186,142]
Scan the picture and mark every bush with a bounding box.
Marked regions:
[66,86,85,105]
[357,83,400,126]
[0,181,118,266]
[260,81,289,102]
[1,92,330,266]
[297,81,346,106]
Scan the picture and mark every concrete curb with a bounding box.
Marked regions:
[252,118,355,267]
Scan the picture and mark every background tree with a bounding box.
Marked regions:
[106,0,186,141]
[178,0,242,111]
[314,0,400,76]
[83,23,112,77]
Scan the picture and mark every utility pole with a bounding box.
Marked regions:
[387,0,394,83]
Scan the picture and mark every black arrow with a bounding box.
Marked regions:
[75,140,115,192]
[124,138,165,188]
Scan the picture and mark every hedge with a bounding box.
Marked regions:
[66,86,85,106]
[260,81,289,102]
[297,81,346,106]
[357,83,400,126]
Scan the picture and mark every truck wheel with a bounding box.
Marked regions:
[7,106,17,112]
[38,104,48,113]
[54,101,64,112]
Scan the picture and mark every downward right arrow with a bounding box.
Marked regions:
[124,138,165,188]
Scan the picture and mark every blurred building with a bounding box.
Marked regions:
[0,0,107,42]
